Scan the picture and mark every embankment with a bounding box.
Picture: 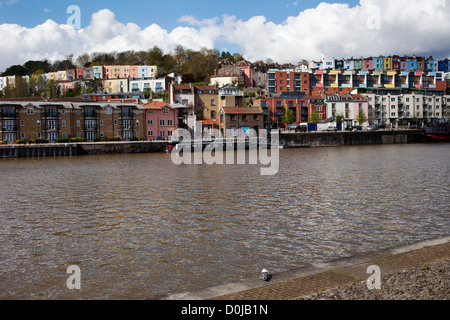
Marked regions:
[281,130,426,148]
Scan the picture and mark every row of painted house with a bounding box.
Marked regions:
[0,86,265,144]
[308,55,450,73]
[266,68,448,95]
[2,82,450,144]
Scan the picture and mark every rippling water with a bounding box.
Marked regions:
[0,144,449,299]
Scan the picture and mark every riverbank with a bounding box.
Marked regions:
[163,236,450,300]
[297,258,449,300]
[0,130,434,158]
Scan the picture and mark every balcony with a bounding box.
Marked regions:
[2,126,17,132]
[1,112,16,118]
[44,112,59,118]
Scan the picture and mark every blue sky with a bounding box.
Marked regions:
[0,0,449,72]
[0,0,360,30]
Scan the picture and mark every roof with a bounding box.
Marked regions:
[221,107,262,115]
[308,95,325,100]
[142,101,170,109]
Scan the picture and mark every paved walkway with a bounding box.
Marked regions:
[165,236,450,300]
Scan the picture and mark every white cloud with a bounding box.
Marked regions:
[0,0,449,71]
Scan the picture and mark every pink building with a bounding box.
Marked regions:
[363,58,373,70]
[236,62,252,87]
[129,66,139,79]
[144,101,179,140]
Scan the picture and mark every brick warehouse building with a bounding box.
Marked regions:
[219,107,264,138]
[0,97,146,143]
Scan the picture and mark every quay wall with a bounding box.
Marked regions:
[0,131,430,158]
[280,130,426,148]
[0,141,169,158]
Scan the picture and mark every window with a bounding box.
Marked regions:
[77,120,81,127]
[230,115,236,121]
[20,120,24,126]
[211,110,216,118]
[148,131,153,136]
[147,120,153,125]
[148,110,153,114]
[254,115,259,120]
[21,132,25,138]
[160,120,165,126]
[164,108,169,114]
[27,107,34,114]
[106,108,112,114]
[100,120,103,126]
[168,131,172,137]
[160,131,165,137]
[211,99,215,106]
[62,120,66,127]
[167,120,173,126]
[114,120,117,125]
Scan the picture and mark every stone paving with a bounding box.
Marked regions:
[207,240,450,300]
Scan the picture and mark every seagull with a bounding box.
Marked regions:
[260,269,272,281]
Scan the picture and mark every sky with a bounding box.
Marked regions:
[0,0,449,72]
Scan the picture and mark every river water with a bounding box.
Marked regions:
[0,144,449,299]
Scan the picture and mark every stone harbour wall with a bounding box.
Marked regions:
[280,130,426,148]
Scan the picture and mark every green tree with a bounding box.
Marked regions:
[358,109,368,125]
[83,78,104,94]
[335,112,345,130]
[1,65,27,76]
[29,70,48,96]
[281,107,296,130]
[45,80,60,98]
[310,109,321,124]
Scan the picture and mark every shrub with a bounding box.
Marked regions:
[15,139,26,144]
[56,138,70,143]
[0,141,5,144]
[34,139,49,144]
[101,136,121,142]
[69,137,86,142]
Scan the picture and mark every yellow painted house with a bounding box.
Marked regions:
[383,56,393,71]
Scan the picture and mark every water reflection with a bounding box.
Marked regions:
[0,144,449,299]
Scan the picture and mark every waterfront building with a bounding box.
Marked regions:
[324,93,369,127]
[194,85,219,120]
[266,68,312,95]
[0,98,146,143]
[253,92,309,128]
[144,101,188,141]
[218,84,244,109]
[219,107,263,137]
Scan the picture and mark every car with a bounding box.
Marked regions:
[295,125,307,133]
[410,124,419,129]
[367,125,378,131]
[288,123,298,130]
[378,124,387,129]
[327,126,337,132]
[347,125,362,131]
